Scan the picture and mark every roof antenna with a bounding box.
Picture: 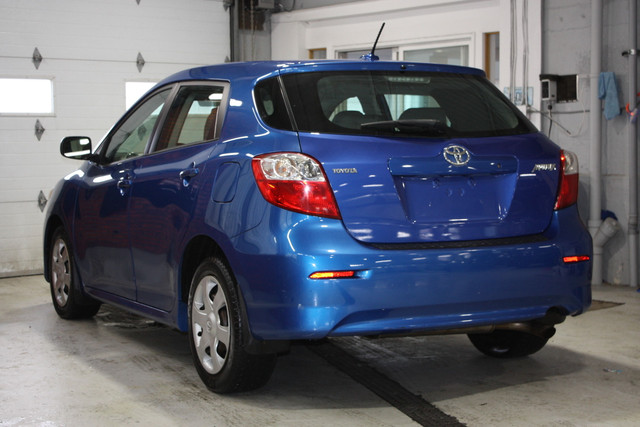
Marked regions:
[361,22,386,62]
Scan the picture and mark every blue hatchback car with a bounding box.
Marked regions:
[44,60,592,393]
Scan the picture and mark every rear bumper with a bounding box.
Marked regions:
[229,205,592,340]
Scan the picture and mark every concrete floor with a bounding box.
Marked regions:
[1,275,638,426]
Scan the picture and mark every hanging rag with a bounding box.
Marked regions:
[598,72,621,120]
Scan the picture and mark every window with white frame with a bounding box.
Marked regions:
[0,78,54,114]
[337,48,395,60]
[484,32,500,85]
[336,38,471,67]
[403,45,469,66]
[309,48,327,59]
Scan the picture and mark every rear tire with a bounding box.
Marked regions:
[188,257,276,393]
[49,227,101,319]
[468,330,549,358]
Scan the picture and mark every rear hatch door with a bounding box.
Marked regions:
[298,132,559,244]
[281,64,560,244]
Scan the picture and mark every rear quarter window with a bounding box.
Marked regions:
[254,77,294,131]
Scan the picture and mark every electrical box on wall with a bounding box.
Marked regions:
[541,79,557,102]
[539,74,579,102]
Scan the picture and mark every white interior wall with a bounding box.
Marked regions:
[273,0,502,62]
[543,0,639,285]
[271,0,542,126]
[0,0,229,276]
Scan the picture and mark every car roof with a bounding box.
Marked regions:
[157,60,486,87]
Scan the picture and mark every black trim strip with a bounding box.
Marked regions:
[307,340,465,427]
[276,74,299,132]
[366,233,548,251]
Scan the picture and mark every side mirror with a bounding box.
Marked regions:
[60,136,95,161]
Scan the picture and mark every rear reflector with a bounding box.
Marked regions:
[563,255,590,264]
[309,271,356,279]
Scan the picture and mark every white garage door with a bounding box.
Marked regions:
[0,0,229,276]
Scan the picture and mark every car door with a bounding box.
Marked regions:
[73,89,171,299]
[128,82,228,310]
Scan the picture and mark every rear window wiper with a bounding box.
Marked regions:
[360,119,449,136]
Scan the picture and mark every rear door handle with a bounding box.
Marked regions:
[180,163,199,187]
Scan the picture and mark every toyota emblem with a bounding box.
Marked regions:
[443,145,471,166]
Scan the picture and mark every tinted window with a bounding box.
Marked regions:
[154,85,226,152]
[254,77,294,131]
[281,71,536,138]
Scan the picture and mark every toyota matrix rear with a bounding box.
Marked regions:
[44,60,592,393]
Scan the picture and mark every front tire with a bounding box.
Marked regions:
[49,227,101,319]
[188,257,276,393]
[468,330,550,358]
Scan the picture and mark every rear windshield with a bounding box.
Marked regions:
[255,71,536,138]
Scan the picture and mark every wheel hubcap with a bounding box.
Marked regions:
[51,238,71,307]
[192,275,230,374]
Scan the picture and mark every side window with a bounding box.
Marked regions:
[328,97,367,130]
[329,97,364,120]
[154,84,226,152]
[254,77,294,131]
[385,94,449,125]
[104,89,170,163]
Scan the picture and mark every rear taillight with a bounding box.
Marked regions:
[554,150,579,210]
[252,152,341,219]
